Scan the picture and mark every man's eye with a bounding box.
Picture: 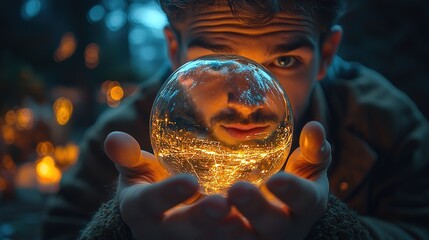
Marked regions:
[273,56,297,68]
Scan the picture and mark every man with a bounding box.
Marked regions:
[42,0,429,239]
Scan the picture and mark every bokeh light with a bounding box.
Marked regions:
[2,155,17,172]
[101,80,124,108]
[54,142,79,167]
[0,177,7,191]
[105,9,126,31]
[5,110,17,126]
[87,4,105,23]
[109,86,124,101]
[16,108,33,130]
[84,43,100,69]
[21,0,41,19]
[53,97,73,126]
[1,125,15,144]
[36,141,55,157]
[35,156,62,186]
[128,2,168,30]
[54,33,77,62]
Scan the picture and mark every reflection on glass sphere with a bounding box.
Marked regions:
[150,54,293,195]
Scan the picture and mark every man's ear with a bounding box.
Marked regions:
[317,25,343,80]
[164,26,180,69]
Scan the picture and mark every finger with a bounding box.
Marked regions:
[105,131,168,183]
[120,174,200,226]
[104,131,141,168]
[228,182,285,237]
[166,195,230,227]
[216,214,257,240]
[265,172,327,214]
[162,196,254,240]
[285,121,331,179]
[299,121,330,166]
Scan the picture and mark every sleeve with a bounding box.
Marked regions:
[78,198,133,240]
[306,194,373,239]
[357,113,429,240]
[40,90,154,240]
[40,122,120,240]
[327,62,429,239]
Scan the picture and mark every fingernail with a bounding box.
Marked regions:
[320,142,326,153]
[319,140,331,159]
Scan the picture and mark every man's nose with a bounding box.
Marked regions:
[227,89,265,117]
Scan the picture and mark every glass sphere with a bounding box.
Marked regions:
[150,54,293,195]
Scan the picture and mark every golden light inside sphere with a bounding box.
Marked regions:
[150,54,293,195]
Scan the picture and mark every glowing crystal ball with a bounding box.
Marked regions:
[150,54,293,195]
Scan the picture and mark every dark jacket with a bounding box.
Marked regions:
[41,58,429,239]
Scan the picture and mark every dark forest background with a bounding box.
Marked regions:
[0,0,428,239]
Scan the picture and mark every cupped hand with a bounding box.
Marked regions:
[228,121,332,240]
[104,131,255,240]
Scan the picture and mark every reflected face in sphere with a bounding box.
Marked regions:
[150,55,293,195]
[181,60,285,146]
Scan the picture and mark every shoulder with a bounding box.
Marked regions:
[323,57,412,114]
[322,56,428,151]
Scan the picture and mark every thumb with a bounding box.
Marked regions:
[285,121,331,180]
[104,131,142,168]
[104,131,168,184]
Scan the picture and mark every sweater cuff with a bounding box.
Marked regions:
[78,198,133,240]
[306,194,372,239]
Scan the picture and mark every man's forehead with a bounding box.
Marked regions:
[175,5,317,34]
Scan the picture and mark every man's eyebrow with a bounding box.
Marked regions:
[187,37,237,53]
[268,37,315,54]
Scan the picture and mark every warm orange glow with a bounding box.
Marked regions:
[1,125,15,144]
[101,81,124,108]
[109,86,124,101]
[53,97,73,125]
[85,43,100,69]
[101,80,113,94]
[15,162,37,188]
[107,100,121,108]
[36,141,55,156]
[2,155,16,171]
[36,156,62,185]
[0,177,7,191]
[65,142,79,164]
[54,146,65,163]
[16,108,33,130]
[4,110,17,126]
[54,32,77,62]
[55,142,79,166]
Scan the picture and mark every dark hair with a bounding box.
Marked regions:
[158,0,346,32]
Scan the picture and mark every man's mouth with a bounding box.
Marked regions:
[221,124,271,140]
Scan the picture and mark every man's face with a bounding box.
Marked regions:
[178,58,287,146]
[165,5,340,144]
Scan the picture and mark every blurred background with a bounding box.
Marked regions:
[0,0,428,239]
